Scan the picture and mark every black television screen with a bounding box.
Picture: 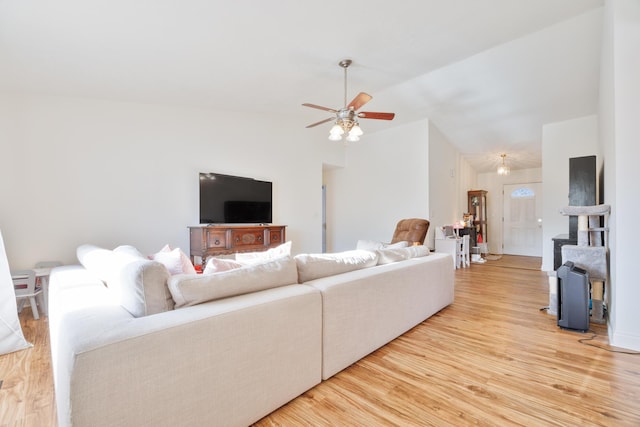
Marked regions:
[199,173,272,224]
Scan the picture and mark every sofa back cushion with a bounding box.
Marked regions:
[294,250,378,283]
[168,256,298,308]
[234,241,292,265]
[77,244,173,317]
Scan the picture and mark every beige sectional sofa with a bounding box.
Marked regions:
[48,244,453,427]
[304,254,453,379]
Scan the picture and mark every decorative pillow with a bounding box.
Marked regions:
[113,244,146,259]
[376,245,430,265]
[294,250,379,283]
[77,244,118,282]
[151,244,197,275]
[235,241,292,265]
[77,244,173,317]
[356,240,409,251]
[168,256,298,308]
[203,257,243,274]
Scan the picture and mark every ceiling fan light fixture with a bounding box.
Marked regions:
[349,123,363,137]
[328,123,344,140]
[329,123,344,135]
[303,59,395,142]
[497,154,511,175]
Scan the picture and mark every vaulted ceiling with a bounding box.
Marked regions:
[0,0,603,172]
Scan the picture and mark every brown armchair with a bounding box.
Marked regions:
[390,218,430,245]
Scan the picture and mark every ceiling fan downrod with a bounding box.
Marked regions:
[339,59,352,108]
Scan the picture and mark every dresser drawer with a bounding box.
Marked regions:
[230,229,264,248]
[205,230,226,249]
[267,228,284,245]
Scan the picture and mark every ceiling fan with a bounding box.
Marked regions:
[302,59,395,142]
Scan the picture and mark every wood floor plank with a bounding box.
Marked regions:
[1,256,639,426]
[257,256,640,426]
[0,315,56,427]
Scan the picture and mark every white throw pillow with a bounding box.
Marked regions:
[235,241,292,265]
[376,245,430,265]
[169,256,298,308]
[203,257,243,274]
[113,244,146,260]
[151,244,197,275]
[78,244,173,317]
[356,240,409,251]
[294,250,378,283]
[387,241,410,249]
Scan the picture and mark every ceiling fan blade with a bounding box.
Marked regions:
[358,111,396,120]
[305,117,335,128]
[347,92,372,111]
[302,103,337,113]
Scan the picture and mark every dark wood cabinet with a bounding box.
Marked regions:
[458,227,477,248]
[188,224,286,265]
[468,190,488,244]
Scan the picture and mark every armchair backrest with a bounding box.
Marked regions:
[390,218,430,245]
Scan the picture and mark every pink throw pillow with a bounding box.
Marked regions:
[151,244,197,275]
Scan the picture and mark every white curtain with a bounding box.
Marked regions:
[0,230,31,355]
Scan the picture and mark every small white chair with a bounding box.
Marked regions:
[12,269,44,319]
[457,235,471,268]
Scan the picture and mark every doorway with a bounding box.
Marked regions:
[502,183,542,256]
[322,184,327,253]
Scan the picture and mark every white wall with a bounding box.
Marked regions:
[601,0,640,351]
[427,124,476,249]
[477,167,542,255]
[0,94,343,268]
[324,119,430,252]
[540,115,599,272]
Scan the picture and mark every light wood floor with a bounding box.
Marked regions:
[2,256,639,426]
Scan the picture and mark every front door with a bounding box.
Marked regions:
[502,183,542,256]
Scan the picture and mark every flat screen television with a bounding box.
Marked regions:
[199,172,272,224]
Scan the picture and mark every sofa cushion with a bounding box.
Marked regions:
[235,241,292,265]
[356,240,409,251]
[77,244,173,317]
[294,250,379,283]
[168,256,298,308]
[376,245,430,265]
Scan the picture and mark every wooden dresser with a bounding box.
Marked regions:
[188,224,286,265]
